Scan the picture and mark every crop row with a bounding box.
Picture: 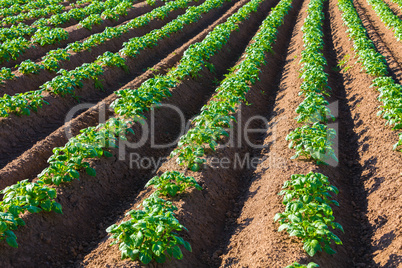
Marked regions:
[0,0,231,248]
[338,0,402,150]
[366,0,402,41]
[0,0,138,42]
[34,0,137,28]
[276,0,342,265]
[0,0,212,116]
[0,0,188,82]
[0,0,63,18]
[286,0,337,164]
[108,0,294,264]
[1,0,66,25]
[0,0,50,9]
[0,0,176,82]
[0,0,143,64]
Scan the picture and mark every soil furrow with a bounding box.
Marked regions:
[0,0,236,171]
[354,0,402,83]
[0,0,156,69]
[0,0,278,266]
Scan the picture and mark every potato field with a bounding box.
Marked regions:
[0,0,401,266]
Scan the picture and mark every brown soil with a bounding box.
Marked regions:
[0,0,235,171]
[0,0,277,265]
[0,0,156,69]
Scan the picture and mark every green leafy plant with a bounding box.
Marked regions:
[286,122,337,164]
[146,171,202,197]
[285,262,319,268]
[0,67,14,83]
[31,27,68,46]
[274,173,343,257]
[0,179,62,247]
[79,14,103,30]
[338,0,402,151]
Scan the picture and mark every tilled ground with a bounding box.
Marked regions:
[0,0,401,266]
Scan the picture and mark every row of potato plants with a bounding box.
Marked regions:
[338,0,402,150]
[0,27,68,63]
[0,0,63,17]
[0,0,178,81]
[274,173,343,257]
[366,0,402,41]
[107,0,294,264]
[0,0,134,41]
[0,0,37,8]
[286,0,337,164]
[0,0,143,64]
[0,0,102,41]
[0,0,240,248]
[0,0,211,116]
[34,0,142,28]
[1,0,66,25]
[276,0,342,265]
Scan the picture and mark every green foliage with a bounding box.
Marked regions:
[0,37,29,63]
[0,90,47,117]
[38,118,131,186]
[42,48,70,71]
[96,51,128,72]
[79,14,103,30]
[146,171,202,197]
[275,173,343,257]
[31,27,69,46]
[1,0,65,26]
[17,59,43,74]
[106,195,191,264]
[288,0,338,164]
[295,92,335,124]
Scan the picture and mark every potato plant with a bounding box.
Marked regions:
[0,180,62,247]
[274,173,343,257]
[146,171,202,197]
[285,262,319,268]
[0,67,14,84]
[107,195,191,264]
[17,59,43,74]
